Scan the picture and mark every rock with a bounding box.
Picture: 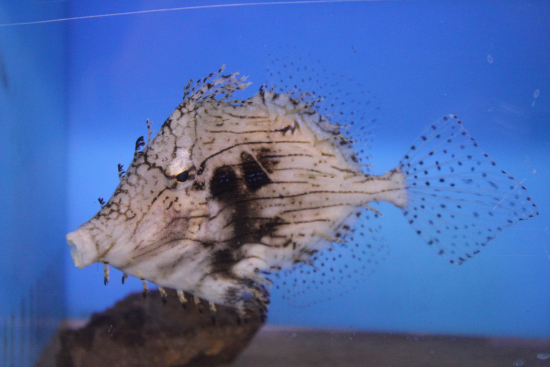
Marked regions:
[56,289,264,367]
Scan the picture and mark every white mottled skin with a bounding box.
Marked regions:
[66,67,538,312]
[66,68,407,310]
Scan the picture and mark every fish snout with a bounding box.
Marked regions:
[66,227,98,269]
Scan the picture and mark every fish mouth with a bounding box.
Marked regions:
[66,227,99,268]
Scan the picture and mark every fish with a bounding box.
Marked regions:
[66,65,538,317]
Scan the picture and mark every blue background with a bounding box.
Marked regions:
[64,0,550,338]
[2,3,548,359]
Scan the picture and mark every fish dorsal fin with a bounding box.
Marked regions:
[266,48,382,174]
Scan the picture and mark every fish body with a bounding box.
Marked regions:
[66,67,538,313]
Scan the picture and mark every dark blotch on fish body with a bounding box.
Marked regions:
[241,152,272,191]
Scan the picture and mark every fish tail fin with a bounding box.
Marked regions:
[398,114,538,264]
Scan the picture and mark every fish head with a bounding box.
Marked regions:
[66,108,207,278]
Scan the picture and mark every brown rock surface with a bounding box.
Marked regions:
[55,289,264,367]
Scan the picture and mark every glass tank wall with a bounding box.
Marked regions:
[1,0,550,365]
[0,1,67,366]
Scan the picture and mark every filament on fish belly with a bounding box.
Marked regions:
[158,286,168,304]
[209,302,217,313]
[141,279,149,298]
[103,263,109,285]
[177,290,188,305]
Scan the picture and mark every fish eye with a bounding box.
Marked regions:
[175,170,190,182]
